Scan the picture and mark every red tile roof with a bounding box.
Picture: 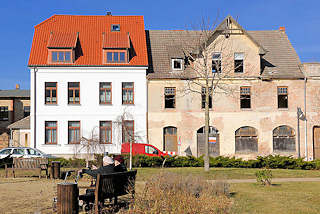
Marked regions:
[28,15,148,67]
[103,32,130,49]
[47,32,78,48]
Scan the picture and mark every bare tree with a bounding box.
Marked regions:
[176,16,248,171]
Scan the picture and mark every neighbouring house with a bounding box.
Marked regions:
[146,16,320,160]
[7,116,30,147]
[28,14,148,158]
[0,85,30,149]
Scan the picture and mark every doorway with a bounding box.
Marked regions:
[197,126,220,157]
[313,126,320,159]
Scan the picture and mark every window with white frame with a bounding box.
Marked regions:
[234,53,244,73]
[172,59,183,70]
[212,53,221,73]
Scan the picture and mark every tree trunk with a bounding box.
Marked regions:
[204,82,210,171]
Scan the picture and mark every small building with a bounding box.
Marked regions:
[0,86,30,149]
[7,116,30,147]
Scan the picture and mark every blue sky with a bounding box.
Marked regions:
[0,0,319,89]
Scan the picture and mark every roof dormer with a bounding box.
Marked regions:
[47,32,78,64]
[102,31,130,64]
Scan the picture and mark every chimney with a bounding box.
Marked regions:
[106,11,112,16]
[279,26,285,32]
[15,84,20,90]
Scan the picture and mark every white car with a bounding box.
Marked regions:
[0,147,48,159]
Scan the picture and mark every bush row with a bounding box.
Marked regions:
[49,155,320,170]
[126,154,320,170]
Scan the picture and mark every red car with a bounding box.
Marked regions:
[121,143,168,157]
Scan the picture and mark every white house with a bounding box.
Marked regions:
[28,14,148,157]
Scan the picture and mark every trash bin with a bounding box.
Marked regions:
[51,161,61,179]
[57,182,79,214]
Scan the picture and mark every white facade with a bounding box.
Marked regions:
[30,67,147,157]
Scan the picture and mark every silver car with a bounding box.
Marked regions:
[0,147,48,159]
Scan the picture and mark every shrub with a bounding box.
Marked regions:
[119,172,232,214]
[255,169,272,186]
[48,158,86,168]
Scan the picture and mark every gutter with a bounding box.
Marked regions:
[304,76,308,160]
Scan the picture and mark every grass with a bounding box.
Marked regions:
[230,182,320,214]
[1,167,319,213]
[134,167,320,181]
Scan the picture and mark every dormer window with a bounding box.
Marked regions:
[111,24,120,32]
[103,31,130,64]
[172,59,183,70]
[47,32,78,64]
[106,52,126,63]
[52,51,72,62]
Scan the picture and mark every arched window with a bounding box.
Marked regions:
[273,125,295,152]
[197,126,220,157]
[235,126,258,153]
[163,126,177,152]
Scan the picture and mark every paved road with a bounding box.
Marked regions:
[210,177,320,183]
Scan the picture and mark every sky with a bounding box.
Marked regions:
[0,0,319,90]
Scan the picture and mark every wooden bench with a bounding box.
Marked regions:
[79,170,137,213]
[5,157,49,178]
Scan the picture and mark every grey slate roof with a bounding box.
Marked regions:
[0,90,30,98]
[7,116,30,129]
[146,29,304,79]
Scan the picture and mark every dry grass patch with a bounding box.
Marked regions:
[120,172,232,214]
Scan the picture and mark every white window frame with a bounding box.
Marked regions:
[212,52,222,73]
[171,58,183,71]
[234,52,245,73]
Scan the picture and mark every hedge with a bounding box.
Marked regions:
[48,155,320,170]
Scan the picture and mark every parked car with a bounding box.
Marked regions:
[0,147,49,159]
[121,143,169,157]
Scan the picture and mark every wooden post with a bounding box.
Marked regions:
[51,161,61,179]
[57,183,79,214]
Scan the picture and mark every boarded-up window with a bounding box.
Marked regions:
[235,126,258,153]
[163,126,177,152]
[273,125,295,152]
[197,126,220,157]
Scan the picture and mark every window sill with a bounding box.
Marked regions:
[45,103,58,106]
[240,108,252,111]
[164,108,176,111]
[68,104,81,106]
[278,108,289,111]
[99,103,113,106]
[42,143,60,146]
[100,143,112,145]
[67,143,81,145]
[122,103,135,105]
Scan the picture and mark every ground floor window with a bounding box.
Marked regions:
[273,125,295,152]
[45,121,57,144]
[235,126,258,153]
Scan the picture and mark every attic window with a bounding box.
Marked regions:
[52,51,72,62]
[111,24,120,32]
[172,59,183,70]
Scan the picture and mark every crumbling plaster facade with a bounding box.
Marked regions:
[147,18,318,159]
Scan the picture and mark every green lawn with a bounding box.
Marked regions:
[230,182,320,214]
[134,167,320,181]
